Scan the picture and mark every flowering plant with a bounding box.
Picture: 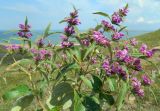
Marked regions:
[1,4,159,111]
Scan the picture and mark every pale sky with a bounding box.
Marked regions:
[0,0,160,31]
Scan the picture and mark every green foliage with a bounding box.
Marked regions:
[3,85,31,100]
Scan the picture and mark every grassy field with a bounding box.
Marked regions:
[0,30,160,111]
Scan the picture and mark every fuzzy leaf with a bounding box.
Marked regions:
[80,75,93,89]
[93,12,111,20]
[3,85,31,100]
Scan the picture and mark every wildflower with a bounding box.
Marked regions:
[81,39,90,46]
[119,7,128,16]
[124,55,134,64]
[18,23,32,39]
[93,31,110,47]
[130,38,138,46]
[61,41,74,48]
[19,24,31,31]
[112,12,122,24]
[67,18,81,25]
[133,59,142,71]
[61,35,68,41]
[33,49,51,63]
[37,38,44,48]
[102,59,111,75]
[5,44,21,51]
[112,32,124,40]
[146,50,153,58]
[116,49,128,60]
[91,57,97,64]
[131,77,144,97]
[142,74,152,85]
[140,44,154,58]
[140,44,147,54]
[101,20,115,31]
[64,26,75,36]
[70,10,78,18]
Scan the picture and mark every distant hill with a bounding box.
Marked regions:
[135,29,160,48]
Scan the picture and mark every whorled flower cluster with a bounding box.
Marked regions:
[30,49,51,63]
[5,44,21,52]
[17,24,32,39]
[112,5,128,24]
[61,9,80,48]
[92,31,110,47]
[140,44,153,58]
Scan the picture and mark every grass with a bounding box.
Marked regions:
[0,30,160,111]
[135,29,160,48]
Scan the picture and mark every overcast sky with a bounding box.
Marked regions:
[0,0,160,31]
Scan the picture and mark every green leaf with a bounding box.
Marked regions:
[107,78,115,92]
[118,26,127,32]
[131,53,145,58]
[125,3,129,9]
[83,43,96,60]
[73,91,85,111]
[95,24,102,31]
[56,62,78,80]
[25,16,28,26]
[82,96,101,111]
[116,81,128,111]
[93,12,111,20]
[50,106,61,111]
[50,82,74,107]
[14,94,34,109]
[80,75,93,89]
[99,93,115,105]
[91,75,102,92]
[3,85,31,100]
[59,19,67,24]
[43,23,52,38]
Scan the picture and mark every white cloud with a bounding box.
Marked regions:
[137,17,144,23]
[138,0,144,8]
[1,3,42,14]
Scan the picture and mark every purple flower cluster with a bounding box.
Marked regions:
[37,38,44,48]
[130,38,138,46]
[101,20,115,31]
[112,32,124,40]
[142,74,152,85]
[112,6,128,24]
[64,26,75,36]
[116,49,142,71]
[92,31,110,47]
[31,49,51,63]
[131,77,144,97]
[17,24,32,39]
[119,7,129,16]
[112,12,122,24]
[61,41,74,48]
[102,60,127,79]
[5,44,21,51]
[81,39,90,46]
[61,9,80,48]
[140,44,153,58]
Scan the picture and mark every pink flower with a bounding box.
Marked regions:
[93,31,110,47]
[116,49,128,60]
[142,74,152,85]
[101,20,115,31]
[112,32,124,40]
[140,44,147,54]
[130,38,138,46]
[112,12,122,24]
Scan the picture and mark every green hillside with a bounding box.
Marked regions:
[135,29,160,48]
